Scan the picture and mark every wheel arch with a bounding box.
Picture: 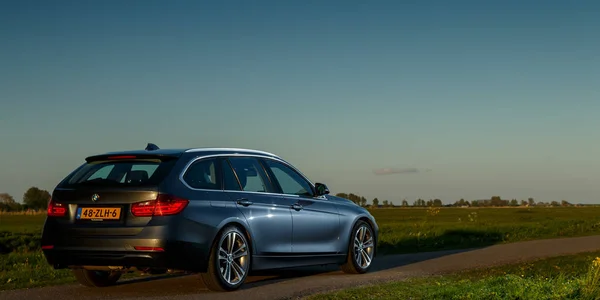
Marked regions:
[349,215,378,257]
[211,218,255,256]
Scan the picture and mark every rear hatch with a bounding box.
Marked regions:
[48,154,183,236]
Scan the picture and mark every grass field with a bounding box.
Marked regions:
[308,250,600,299]
[373,206,600,254]
[0,213,46,233]
[2,206,600,290]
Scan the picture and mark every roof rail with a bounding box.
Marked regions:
[184,147,279,157]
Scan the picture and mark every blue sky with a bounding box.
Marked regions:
[1,0,599,204]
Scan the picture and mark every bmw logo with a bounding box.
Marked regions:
[91,194,100,202]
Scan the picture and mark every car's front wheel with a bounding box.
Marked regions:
[341,220,375,274]
[200,226,251,291]
[72,268,122,287]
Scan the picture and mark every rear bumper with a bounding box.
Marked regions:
[42,240,207,271]
[41,219,215,272]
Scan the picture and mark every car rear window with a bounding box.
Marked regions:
[64,158,177,187]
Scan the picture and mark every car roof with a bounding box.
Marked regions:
[92,146,280,159]
[183,147,280,158]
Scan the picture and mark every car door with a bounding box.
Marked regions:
[260,158,341,254]
[223,156,294,255]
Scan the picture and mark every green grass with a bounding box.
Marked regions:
[370,207,600,254]
[307,251,600,300]
[0,214,46,233]
[3,207,600,291]
[0,214,45,254]
[0,251,145,290]
[0,252,74,290]
[0,214,143,291]
[4,207,600,255]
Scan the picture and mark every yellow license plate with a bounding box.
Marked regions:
[77,207,121,220]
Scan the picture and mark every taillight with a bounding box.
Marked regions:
[47,198,67,217]
[131,194,189,217]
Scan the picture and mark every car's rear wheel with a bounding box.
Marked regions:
[341,220,375,274]
[200,226,251,291]
[72,268,122,287]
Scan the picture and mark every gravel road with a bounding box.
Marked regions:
[3,235,600,300]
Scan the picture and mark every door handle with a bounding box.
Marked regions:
[236,199,253,206]
[291,203,303,211]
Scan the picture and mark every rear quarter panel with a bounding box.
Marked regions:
[158,155,254,253]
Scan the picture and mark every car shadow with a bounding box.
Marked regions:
[109,229,503,292]
[240,229,504,289]
[115,272,190,285]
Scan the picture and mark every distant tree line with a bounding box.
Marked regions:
[0,187,51,212]
[334,192,578,208]
[1,187,580,212]
[452,196,575,208]
[334,193,397,208]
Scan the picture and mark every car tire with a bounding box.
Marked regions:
[340,220,375,274]
[200,226,251,292]
[72,268,122,287]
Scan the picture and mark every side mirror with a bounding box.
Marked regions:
[315,183,330,196]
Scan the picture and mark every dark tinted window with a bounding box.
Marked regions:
[65,158,176,187]
[228,157,270,193]
[264,159,313,197]
[182,158,219,190]
[222,159,242,191]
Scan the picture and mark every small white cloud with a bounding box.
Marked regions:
[373,167,423,175]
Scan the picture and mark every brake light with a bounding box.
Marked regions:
[47,198,67,217]
[41,245,54,250]
[107,155,137,160]
[131,194,189,217]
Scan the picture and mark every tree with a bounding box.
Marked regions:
[348,193,360,205]
[433,199,443,207]
[382,200,389,207]
[401,199,409,207]
[335,193,348,199]
[561,200,572,207]
[0,193,15,205]
[510,199,519,206]
[360,197,367,207]
[521,200,527,206]
[0,193,21,212]
[413,199,426,207]
[23,187,51,210]
[455,198,466,207]
[372,198,379,207]
[528,197,535,206]
[490,196,508,207]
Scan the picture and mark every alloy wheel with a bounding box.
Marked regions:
[218,231,249,285]
[353,224,374,269]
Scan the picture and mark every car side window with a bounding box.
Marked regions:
[228,157,270,193]
[263,159,313,197]
[182,158,219,190]
[222,159,242,191]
